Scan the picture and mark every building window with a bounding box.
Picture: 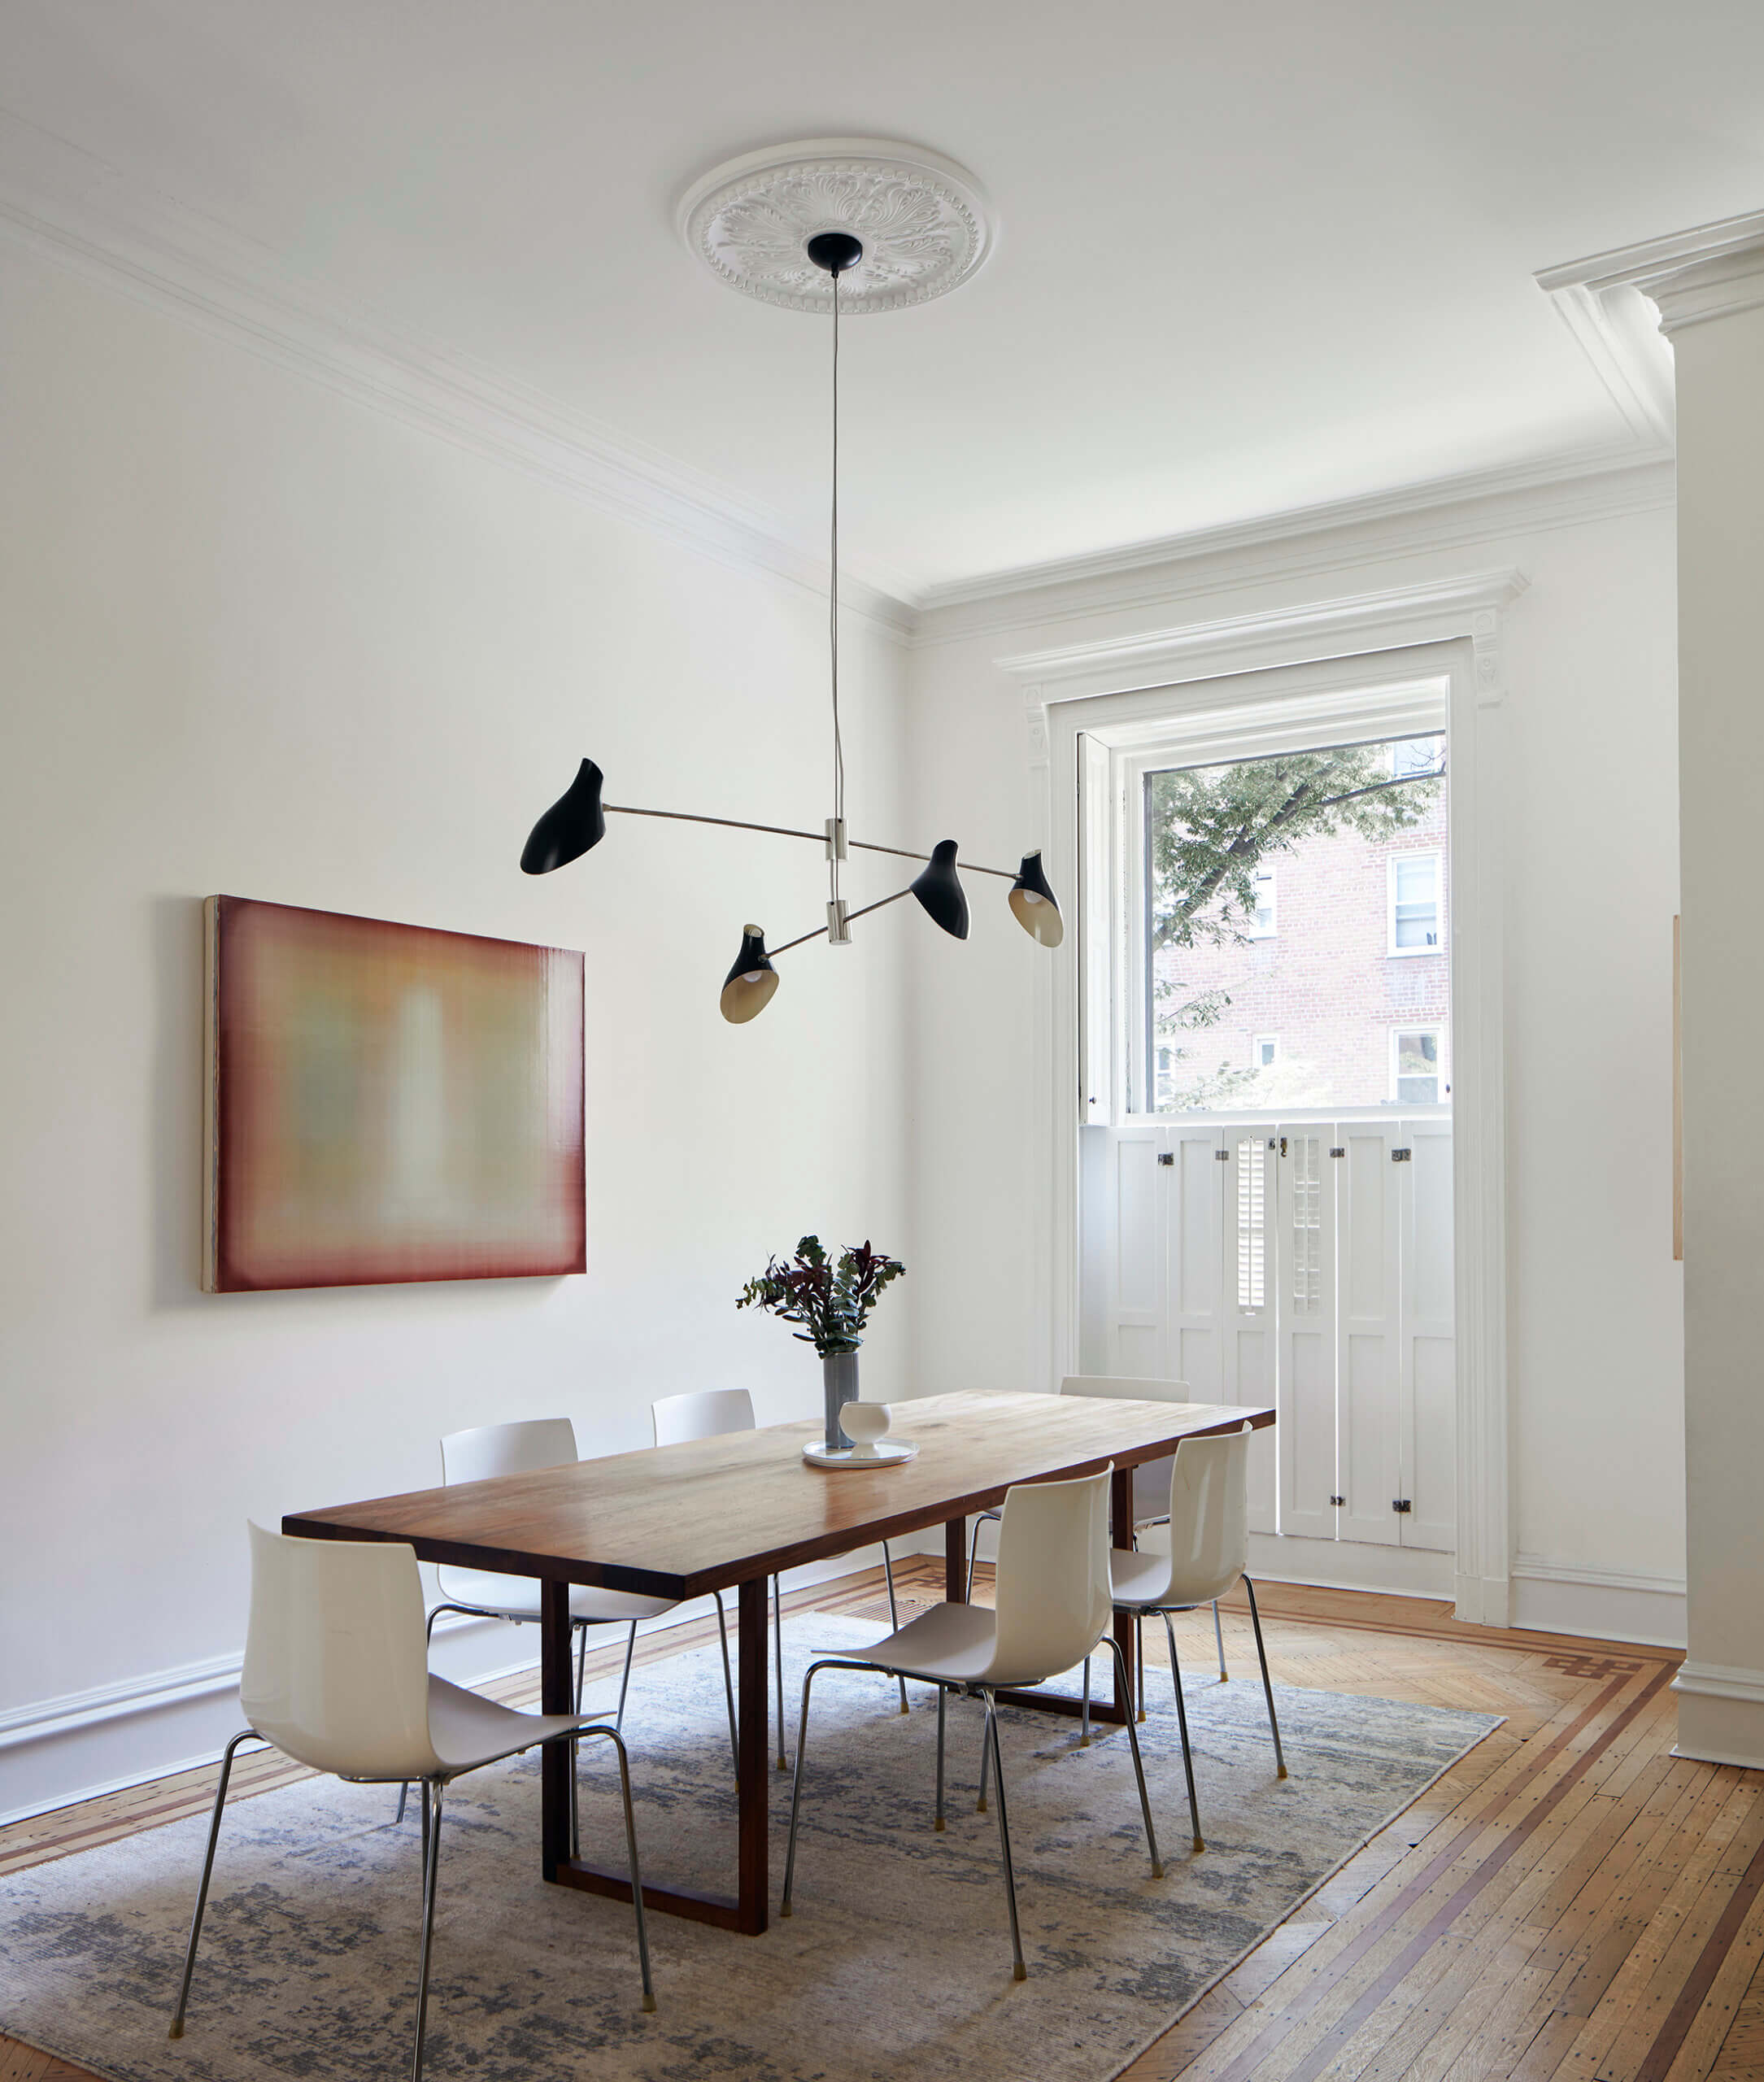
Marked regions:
[1392,1027,1444,1104]
[1389,734,1443,781]
[1247,867,1277,939]
[1252,1034,1279,1069]
[1388,851,1441,955]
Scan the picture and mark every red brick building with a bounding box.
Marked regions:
[1152,750,1449,1114]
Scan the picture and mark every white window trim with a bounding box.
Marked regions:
[1007,566,1521,1631]
[1391,1023,1445,1104]
[1253,1033,1279,1069]
[1387,848,1444,958]
[1247,866,1278,939]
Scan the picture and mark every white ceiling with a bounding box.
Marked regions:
[6,0,1763,600]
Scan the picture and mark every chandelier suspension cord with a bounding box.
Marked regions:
[828,264,846,917]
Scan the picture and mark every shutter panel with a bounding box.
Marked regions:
[1399,1116,1456,1551]
[1277,1124,1339,1540]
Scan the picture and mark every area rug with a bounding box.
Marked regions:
[0,1616,1499,2082]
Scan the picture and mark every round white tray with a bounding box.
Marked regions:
[802,1440,919,1471]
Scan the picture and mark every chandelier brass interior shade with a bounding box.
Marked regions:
[517,141,1060,1021]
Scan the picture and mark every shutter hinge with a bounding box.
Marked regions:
[1156,1151,1174,1166]
[1214,1148,1230,1162]
[1330,1493,1345,1507]
[1392,1498,1413,1513]
[1329,1146,1345,1158]
[1278,1135,1288,1156]
[1391,1147,1413,1163]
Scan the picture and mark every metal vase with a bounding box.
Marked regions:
[821,1349,860,1452]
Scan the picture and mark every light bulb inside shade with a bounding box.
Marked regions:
[1008,850,1064,947]
[721,926,779,1023]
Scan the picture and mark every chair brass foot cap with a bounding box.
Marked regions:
[1192,1836,1205,1853]
[976,1797,988,1813]
[642,1993,657,2013]
[777,1758,789,1772]
[1078,1734,1091,1748]
[1012,1962,1027,1982]
[1136,1710,1148,1723]
[1152,1861,1165,1879]
[934,1816,946,1832]
[781,1901,793,1918]
[168,2023,185,2041]
[1277,1765,1288,1779]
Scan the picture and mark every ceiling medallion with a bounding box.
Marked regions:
[677,137,995,314]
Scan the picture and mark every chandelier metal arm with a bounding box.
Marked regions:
[601,802,1017,879]
[769,886,913,960]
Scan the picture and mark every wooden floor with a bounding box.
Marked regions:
[2,1567,1755,2081]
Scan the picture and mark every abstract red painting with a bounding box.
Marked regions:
[203,897,585,1291]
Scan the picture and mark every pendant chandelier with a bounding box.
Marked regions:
[518,140,1061,1021]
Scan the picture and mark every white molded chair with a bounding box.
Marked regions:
[1110,1423,1287,1854]
[965,1377,1230,1705]
[650,1387,909,1763]
[171,1527,652,2080]
[398,1416,730,1837]
[782,1466,1162,1982]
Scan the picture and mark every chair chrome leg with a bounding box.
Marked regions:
[1162,1612,1205,1853]
[965,1514,988,1599]
[773,1574,788,1770]
[781,1657,873,1917]
[1244,1576,1287,1778]
[409,1779,443,2082]
[1080,1656,1092,1746]
[575,1618,588,1714]
[581,1726,656,2010]
[934,1684,947,1832]
[615,1620,638,1736]
[982,1692,1026,1981]
[1104,1637,1164,1877]
[712,1591,738,1773]
[394,1781,408,1827]
[976,1700,991,1813]
[1136,1612,1147,1722]
[168,1728,258,2038]
[1213,1599,1229,1683]
[882,1542,909,1714]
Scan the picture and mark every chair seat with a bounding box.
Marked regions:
[426,1676,595,1777]
[1110,1545,1239,1612]
[843,1601,1074,1691]
[436,1567,674,1627]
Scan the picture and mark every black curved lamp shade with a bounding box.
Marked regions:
[1008,849,1064,947]
[720,926,779,1024]
[520,759,606,876]
[910,839,970,940]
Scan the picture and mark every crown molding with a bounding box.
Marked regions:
[1539,206,1764,340]
[914,453,1667,649]
[0,111,918,640]
[995,568,1528,705]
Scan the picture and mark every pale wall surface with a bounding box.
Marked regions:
[904,499,1684,1638]
[0,246,912,1814]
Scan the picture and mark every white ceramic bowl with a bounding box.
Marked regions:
[840,1401,892,1457]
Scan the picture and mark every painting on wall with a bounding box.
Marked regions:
[203,896,585,1291]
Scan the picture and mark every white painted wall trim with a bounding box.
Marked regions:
[1510,1555,1687,1649]
[0,112,915,638]
[1002,576,1517,1630]
[1673,1660,1764,1706]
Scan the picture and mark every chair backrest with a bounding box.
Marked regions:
[1161,1423,1252,1605]
[1060,1376,1192,1522]
[651,1388,756,1447]
[989,1466,1113,1683]
[440,1417,578,1486]
[240,1523,438,1779]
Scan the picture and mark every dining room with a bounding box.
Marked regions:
[2,2,1759,2077]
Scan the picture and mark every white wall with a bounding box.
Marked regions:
[904,484,1685,1646]
[0,244,913,1817]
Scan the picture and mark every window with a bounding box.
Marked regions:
[1153,1043,1174,1112]
[1392,1027,1444,1104]
[1245,866,1277,939]
[1252,1034,1279,1069]
[1388,851,1441,955]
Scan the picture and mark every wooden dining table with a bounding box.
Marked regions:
[283,1389,1274,1936]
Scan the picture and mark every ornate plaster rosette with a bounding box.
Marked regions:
[677,137,995,315]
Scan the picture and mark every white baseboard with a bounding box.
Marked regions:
[0,1546,898,1828]
[1509,1554,1687,1649]
[1672,1662,1764,1771]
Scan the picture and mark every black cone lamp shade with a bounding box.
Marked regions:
[720,926,779,1023]
[520,759,606,875]
[1008,850,1064,947]
[910,839,970,940]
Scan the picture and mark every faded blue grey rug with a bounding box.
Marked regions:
[0,1616,1499,2082]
